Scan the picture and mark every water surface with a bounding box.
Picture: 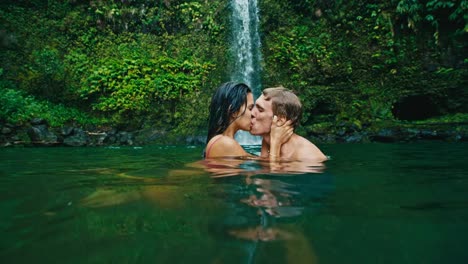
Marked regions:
[0,143,467,263]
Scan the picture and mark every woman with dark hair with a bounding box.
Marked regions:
[205,82,292,159]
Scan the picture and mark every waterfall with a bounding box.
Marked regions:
[231,0,262,145]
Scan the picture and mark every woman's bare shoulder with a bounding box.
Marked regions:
[208,136,247,157]
[209,135,237,145]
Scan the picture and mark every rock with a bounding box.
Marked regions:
[185,135,205,145]
[30,118,47,126]
[63,128,89,147]
[1,127,12,134]
[27,124,58,144]
[370,128,398,142]
[344,133,363,143]
[61,126,74,137]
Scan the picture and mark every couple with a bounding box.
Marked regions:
[205,82,327,162]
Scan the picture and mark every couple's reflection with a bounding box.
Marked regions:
[79,156,332,263]
[209,157,332,264]
[241,178,302,218]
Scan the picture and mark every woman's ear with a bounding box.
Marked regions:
[228,105,237,119]
[231,109,240,119]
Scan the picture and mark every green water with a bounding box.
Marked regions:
[0,143,467,263]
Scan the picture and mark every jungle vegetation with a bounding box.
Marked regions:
[1,0,467,142]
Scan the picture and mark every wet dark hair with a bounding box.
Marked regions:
[206,82,252,143]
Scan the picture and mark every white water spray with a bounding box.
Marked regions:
[231,0,262,145]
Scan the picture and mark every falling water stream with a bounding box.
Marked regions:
[231,0,262,145]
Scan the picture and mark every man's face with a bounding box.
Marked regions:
[250,94,273,136]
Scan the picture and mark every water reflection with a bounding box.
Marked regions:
[241,178,303,218]
[203,157,332,263]
[78,155,332,263]
[79,157,329,211]
[201,157,328,212]
[201,157,326,177]
[4,144,468,263]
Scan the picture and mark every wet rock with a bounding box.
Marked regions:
[344,133,364,143]
[87,132,107,146]
[63,128,89,147]
[118,131,130,144]
[104,134,117,144]
[61,126,74,137]
[27,124,58,145]
[419,129,444,140]
[321,134,337,143]
[185,135,205,145]
[30,118,47,126]
[370,129,398,142]
[1,127,12,134]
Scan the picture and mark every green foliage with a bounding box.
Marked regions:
[1,0,466,140]
[397,0,467,28]
[334,84,395,128]
[413,113,468,124]
[80,56,211,112]
[396,0,467,46]
[0,0,227,133]
[85,0,225,39]
[18,47,67,102]
[268,26,335,81]
[87,0,163,33]
[73,36,215,127]
[0,87,41,124]
[0,87,101,127]
[262,0,466,129]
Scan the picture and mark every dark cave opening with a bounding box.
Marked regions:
[392,95,441,121]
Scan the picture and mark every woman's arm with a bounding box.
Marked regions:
[268,116,293,161]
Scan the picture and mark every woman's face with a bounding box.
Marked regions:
[233,92,254,131]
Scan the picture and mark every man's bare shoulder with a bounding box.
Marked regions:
[292,135,328,161]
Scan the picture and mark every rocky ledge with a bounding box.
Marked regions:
[1,118,135,147]
[1,119,467,147]
[306,122,468,143]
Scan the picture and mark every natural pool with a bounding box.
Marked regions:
[0,142,467,263]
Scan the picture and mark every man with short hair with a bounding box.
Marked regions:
[250,86,327,162]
